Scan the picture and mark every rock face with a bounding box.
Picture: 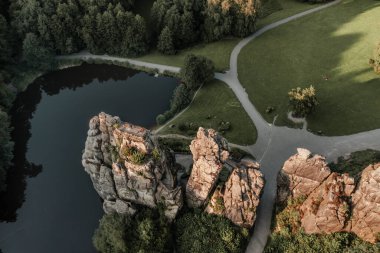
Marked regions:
[277,148,331,204]
[186,127,229,208]
[278,149,380,243]
[349,163,380,243]
[300,172,355,233]
[206,160,264,227]
[82,112,183,220]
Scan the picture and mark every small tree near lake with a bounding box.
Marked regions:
[288,85,318,118]
[180,54,215,89]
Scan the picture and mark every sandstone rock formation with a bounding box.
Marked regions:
[278,148,380,243]
[186,127,229,208]
[300,172,355,234]
[206,160,264,227]
[349,163,380,243]
[277,148,331,204]
[82,112,183,220]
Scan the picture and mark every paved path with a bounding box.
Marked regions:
[58,1,380,252]
[57,52,181,74]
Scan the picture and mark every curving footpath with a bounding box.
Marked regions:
[58,1,380,252]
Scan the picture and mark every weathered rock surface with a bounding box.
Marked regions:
[278,148,380,243]
[186,127,229,208]
[82,112,183,220]
[300,172,355,233]
[206,160,264,228]
[349,163,380,243]
[277,148,331,204]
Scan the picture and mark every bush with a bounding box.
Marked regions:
[329,149,380,179]
[180,54,215,89]
[369,42,380,74]
[156,114,167,125]
[175,210,248,253]
[288,85,318,117]
[157,138,191,153]
[93,209,172,253]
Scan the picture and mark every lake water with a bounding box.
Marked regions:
[0,63,178,253]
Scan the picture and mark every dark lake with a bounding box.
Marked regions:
[0,63,178,253]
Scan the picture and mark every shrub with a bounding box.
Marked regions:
[329,149,380,179]
[369,42,380,74]
[288,85,318,117]
[175,210,248,253]
[152,148,160,161]
[130,149,146,165]
[156,114,166,125]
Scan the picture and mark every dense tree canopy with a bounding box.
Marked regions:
[174,210,249,253]
[152,0,260,53]
[11,0,148,57]
[22,33,54,70]
[93,209,172,253]
[157,26,175,55]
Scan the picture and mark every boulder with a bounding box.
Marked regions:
[186,127,229,208]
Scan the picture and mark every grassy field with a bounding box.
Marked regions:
[238,0,380,136]
[159,80,257,145]
[134,0,318,72]
[257,0,324,29]
[134,38,240,72]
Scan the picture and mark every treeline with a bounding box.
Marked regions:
[10,0,148,58]
[0,5,15,192]
[93,208,248,253]
[153,0,260,54]
[8,0,261,61]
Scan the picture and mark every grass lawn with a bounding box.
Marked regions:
[257,0,324,29]
[238,0,380,136]
[134,38,240,72]
[159,80,257,145]
[133,0,319,72]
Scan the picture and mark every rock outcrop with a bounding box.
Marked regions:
[277,148,331,204]
[300,172,355,233]
[82,113,183,220]
[349,163,380,243]
[186,127,229,208]
[206,160,264,227]
[278,149,380,243]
